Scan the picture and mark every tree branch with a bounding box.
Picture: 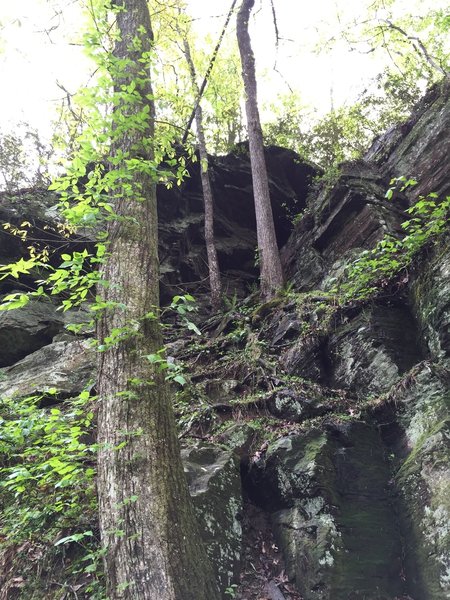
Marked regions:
[382,19,448,77]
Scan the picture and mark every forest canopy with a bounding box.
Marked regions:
[0,0,448,186]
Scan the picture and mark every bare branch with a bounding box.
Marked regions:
[56,81,81,123]
[382,19,448,76]
[270,0,279,49]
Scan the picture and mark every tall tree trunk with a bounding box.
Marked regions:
[96,1,220,599]
[183,39,222,309]
[236,0,284,299]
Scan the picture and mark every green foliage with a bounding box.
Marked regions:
[44,247,105,310]
[263,92,308,158]
[224,583,238,598]
[337,178,450,301]
[144,295,202,386]
[354,3,449,79]
[199,41,245,153]
[324,0,449,93]
[169,294,201,335]
[0,388,105,596]
[0,389,97,539]
[263,0,448,175]
[263,95,369,170]
[145,350,186,386]
[263,67,424,173]
[150,0,244,154]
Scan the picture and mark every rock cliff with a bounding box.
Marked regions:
[0,79,449,599]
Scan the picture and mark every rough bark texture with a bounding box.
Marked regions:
[183,39,222,309]
[237,0,284,299]
[96,1,220,599]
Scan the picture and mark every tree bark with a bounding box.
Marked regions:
[236,0,284,299]
[96,1,220,599]
[183,39,222,309]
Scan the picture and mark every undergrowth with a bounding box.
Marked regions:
[337,178,450,301]
[0,390,105,598]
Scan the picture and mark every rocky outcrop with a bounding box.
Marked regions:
[182,444,243,594]
[282,79,450,292]
[410,241,450,359]
[0,80,449,600]
[380,363,450,599]
[245,424,405,600]
[327,303,423,397]
[366,78,450,201]
[158,145,318,300]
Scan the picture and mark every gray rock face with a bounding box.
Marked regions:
[250,81,450,600]
[283,80,450,292]
[0,339,95,400]
[366,79,450,201]
[282,162,406,290]
[411,241,450,359]
[158,145,318,300]
[380,362,450,600]
[0,300,65,366]
[182,443,242,597]
[246,425,404,600]
[328,305,423,397]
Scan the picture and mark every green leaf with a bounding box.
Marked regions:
[55,531,93,546]
[0,293,30,311]
[173,374,186,386]
[186,321,201,335]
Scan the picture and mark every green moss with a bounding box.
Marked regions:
[251,296,285,321]
[396,417,449,480]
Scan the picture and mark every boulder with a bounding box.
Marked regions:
[0,339,95,400]
[0,300,65,367]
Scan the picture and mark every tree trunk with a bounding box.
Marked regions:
[183,39,222,309]
[236,0,284,299]
[96,1,220,599]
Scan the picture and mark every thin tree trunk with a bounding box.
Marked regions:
[96,1,220,599]
[237,0,284,299]
[181,0,238,144]
[183,39,222,309]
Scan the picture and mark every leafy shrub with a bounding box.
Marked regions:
[0,389,97,540]
[337,178,450,301]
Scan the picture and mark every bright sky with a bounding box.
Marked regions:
[0,0,443,140]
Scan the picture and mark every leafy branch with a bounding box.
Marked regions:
[337,177,450,301]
